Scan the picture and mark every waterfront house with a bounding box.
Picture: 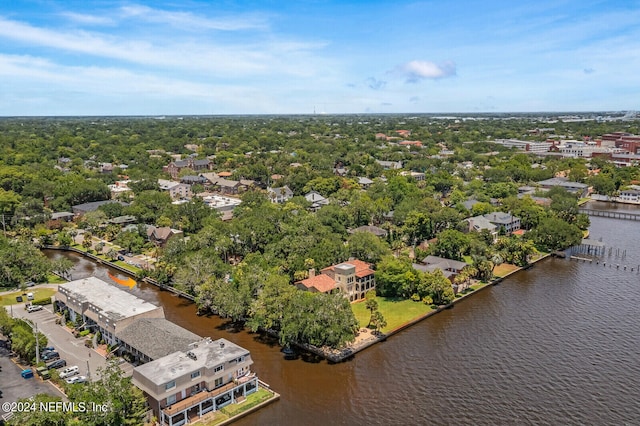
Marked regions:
[537,177,589,198]
[132,337,258,426]
[464,215,498,240]
[618,189,640,203]
[296,259,375,302]
[483,212,521,234]
[414,256,468,282]
[147,226,183,247]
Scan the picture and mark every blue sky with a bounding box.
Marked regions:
[0,0,639,115]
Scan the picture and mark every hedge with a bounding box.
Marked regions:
[32,298,53,306]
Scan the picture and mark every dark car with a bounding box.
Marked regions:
[42,351,60,361]
[46,359,67,369]
[117,255,125,261]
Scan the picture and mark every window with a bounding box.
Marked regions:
[167,394,176,405]
[236,356,245,363]
[214,377,223,388]
[191,371,201,379]
[214,365,224,373]
[165,380,176,390]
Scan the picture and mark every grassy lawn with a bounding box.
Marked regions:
[202,388,274,425]
[0,287,57,306]
[352,297,435,333]
[492,263,520,278]
[47,274,67,284]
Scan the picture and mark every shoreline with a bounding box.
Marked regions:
[42,245,554,364]
[312,252,554,363]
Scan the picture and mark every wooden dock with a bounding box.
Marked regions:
[579,208,640,221]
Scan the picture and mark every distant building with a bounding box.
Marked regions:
[375,160,403,170]
[267,186,294,204]
[618,189,640,203]
[163,158,214,179]
[465,215,498,238]
[537,177,589,197]
[348,225,388,238]
[158,179,192,200]
[492,139,553,153]
[71,200,128,215]
[304,191,329,211]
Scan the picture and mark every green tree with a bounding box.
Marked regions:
[347,231,391,264]
[432,229,470,261]
[529,216,583,251]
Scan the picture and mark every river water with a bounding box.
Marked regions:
[45,208,640,425]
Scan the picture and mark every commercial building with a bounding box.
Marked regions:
[132,337,258,426]
[492,139,553,153]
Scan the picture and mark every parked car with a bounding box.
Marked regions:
[117,255,125,261]
[46,359,67,369]
[66,375,87,384]
[42,351,60,361]
[59,366,79,379]
[27,305,43,313]
[27,292,34,301]
[21,369,34,379]
[36,366,51,380]
[43,346,55,352]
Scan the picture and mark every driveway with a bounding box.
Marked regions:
[0,337,66,421]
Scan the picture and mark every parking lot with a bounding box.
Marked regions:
[0,337,65,421]
[7,304,135,380]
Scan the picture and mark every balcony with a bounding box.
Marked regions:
[163,378,250,417]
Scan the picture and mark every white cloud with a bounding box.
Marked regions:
[59,12,115,26]
[0,16,326,77]
[119,4,268,31]
[391,60,456,83]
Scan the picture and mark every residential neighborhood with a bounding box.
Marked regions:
[1,113,639,425]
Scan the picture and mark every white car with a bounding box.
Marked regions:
[59,366,79,379]
[66,375,87,384]
[27,305,43,313]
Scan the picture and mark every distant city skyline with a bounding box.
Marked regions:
[0,1,639,116]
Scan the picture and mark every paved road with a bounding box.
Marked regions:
[0,337,66,421]
[6,305,108,381]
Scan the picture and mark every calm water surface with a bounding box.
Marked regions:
[46,211,640,425]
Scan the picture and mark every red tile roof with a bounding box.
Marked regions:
[322,259,372,275]
[298,274,336,293]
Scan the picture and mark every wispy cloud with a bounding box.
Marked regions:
[390,60,456,83]
[0,16,324,76]
[59,12,115,26]
[119,4,268,31]
[367,77,386,90]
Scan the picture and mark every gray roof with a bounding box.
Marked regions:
[268,186,293,197]
[465,216,497,232]
[538,177,588,189]
[421,255,468,272]
[483,212,520,225]
[134,337,249,385]
[51,211,74,220]
[72,200,128,214]
[115,318,201,361]
[462,199,480,210]
[348,225,388,237]
[58,277,160,323]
